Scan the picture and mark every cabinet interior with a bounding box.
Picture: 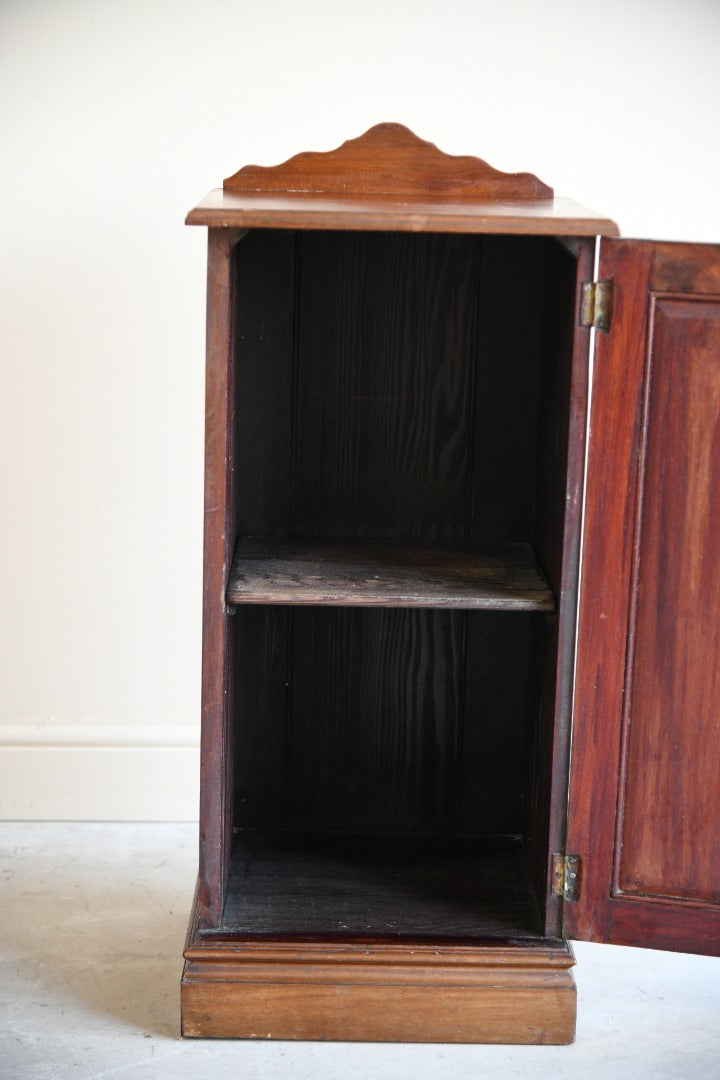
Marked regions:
[222,229,582,943]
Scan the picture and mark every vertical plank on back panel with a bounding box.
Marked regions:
[232,606,290,829]
[287,608,464,835]
[291,232,479,543]
[232,230,296,539]
[470,236,544,544]
[230,231,296,838]
[461,612,533,836]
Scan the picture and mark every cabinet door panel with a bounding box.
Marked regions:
[567,239,720,955]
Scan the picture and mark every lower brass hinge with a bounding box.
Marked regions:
[552,853,581,902]
[580,279,613,331]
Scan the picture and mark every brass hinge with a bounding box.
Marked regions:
[552,853,581,902]
[580,279,613,332]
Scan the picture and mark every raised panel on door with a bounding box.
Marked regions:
[566,238,720,955]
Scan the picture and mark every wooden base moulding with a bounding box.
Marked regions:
[182,931,576,1044]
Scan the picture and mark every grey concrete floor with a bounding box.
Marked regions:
[1,822,718,1079]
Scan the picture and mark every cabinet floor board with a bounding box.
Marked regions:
[218,831,544,939]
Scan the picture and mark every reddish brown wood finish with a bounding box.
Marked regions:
[187,191,618,236]
[185,128,633,1044]
[182,929,576,1043]
[619,295,720,905]
[533,236,595,938]
[223,122,553,199]
[196,228,245,927]
[567,239,720,956]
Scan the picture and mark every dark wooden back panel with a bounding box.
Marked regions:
[470,237,545,543]
[234,230,547,545]
[567,239,720,955]
[233,606,535,837]
[232,230,296,538]
[287,607,465,833]
[292,231,480,542]
[228,231,577,888]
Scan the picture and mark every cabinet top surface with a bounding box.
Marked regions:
[186,123,619,236]
[186,190,619,236]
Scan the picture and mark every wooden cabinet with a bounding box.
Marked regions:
[181,125,720,1043]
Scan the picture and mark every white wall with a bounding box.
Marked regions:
[2,0,719,820]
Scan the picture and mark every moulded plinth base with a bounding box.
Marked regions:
[182,921,576,1044]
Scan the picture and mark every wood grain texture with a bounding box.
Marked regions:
[197,228,245,927]
[290,231,479,543]
[529,237,594,937]
[229,230,582,550]
[232,607,537,838]
[286,607,464,835]
[617,295,720,905]
[231,607,289,830]
[219,832,542,938]
[226,541,554,610]
[567,239,720,956]
[187,190,619,236]
[189,145,602,1045]
[461,612,535,836]
[232,230,296,538]
[182,977,576,1044]
[223,123,554,199]
[182,931,576,1042]
[223,229,580,893]
[470,237,545,542]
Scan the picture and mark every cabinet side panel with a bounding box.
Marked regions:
[528,238,592,936]
[617,296,720,905]
[198,230,240,926]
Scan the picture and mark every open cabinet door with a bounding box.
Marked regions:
[566,238,720,956]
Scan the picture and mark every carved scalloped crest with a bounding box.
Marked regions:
[223,123,553,201]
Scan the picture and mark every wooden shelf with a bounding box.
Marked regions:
[225,541,554,611]
[219,831,544,940]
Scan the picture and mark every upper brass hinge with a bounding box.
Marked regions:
[552,853,581,902]
[580,279,613,332]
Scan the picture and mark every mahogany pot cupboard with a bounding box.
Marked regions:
[180,124,720,1043]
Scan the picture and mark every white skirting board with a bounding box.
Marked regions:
[0,723,200,821]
